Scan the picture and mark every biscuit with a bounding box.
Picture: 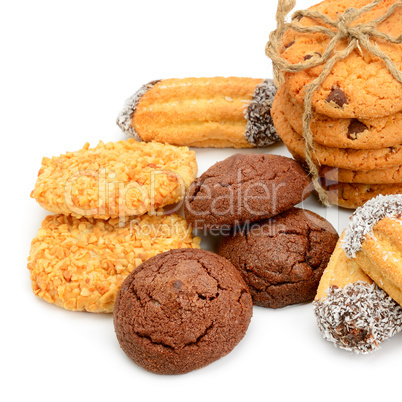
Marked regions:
[219,208,338,308]
[27,213,200,313]
[280,0,402,119]
[276,85,402,150]
[291,153,402,184]
[31,139,197,219]
[324,181,402,209]
[316,164,402,185]
[113,248,253,374]
[271,97,402,171]
[116,77,280,148]
[313,232,402,354]
[342,194,402,306]
[184,153,312,229]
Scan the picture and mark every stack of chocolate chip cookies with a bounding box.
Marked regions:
[270,0,402,209]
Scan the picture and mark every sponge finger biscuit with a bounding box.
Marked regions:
[117,77,280,148]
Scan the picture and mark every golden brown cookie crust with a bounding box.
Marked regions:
[315,232,372,301]
[276,85,402,150]
[280,0,402,119]
[31,140,197,219]
[272,96,402,171]
[117,77,280,148]
[27,214,200,313]
[356,216,402,306]
[324,182,402,209]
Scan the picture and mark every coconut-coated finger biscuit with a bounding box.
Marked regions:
[117,77,280,148]
[313,232,402,354]
[31,139,197,219]
[280,0,402,119]
[27,213,200,313]
[343,195,402,306]
[271,97,402,171]
[276,85,402,150]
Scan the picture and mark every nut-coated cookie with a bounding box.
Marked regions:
[272,97,402,171]
[219,208,338,308]
[184,153,312,229]
[31,139,197,219]
[27,214,200,313]
[280,0,402,119]
[276,85,402,150]
[113,248,253,375]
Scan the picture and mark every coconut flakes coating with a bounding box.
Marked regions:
[116,80,160,140]
[244,79,280,147]
[31,139,197,219]
[342,195,402,258]
[313,282,402,354]
[27,213,200,313]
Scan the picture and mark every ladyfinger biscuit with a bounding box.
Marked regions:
[27,213,200,313]
[31,139,197,219]
[343,195,402,306]
[313,233,402,354]
[117,77,280,148]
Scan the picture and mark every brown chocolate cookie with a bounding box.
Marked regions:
[184,154,312,229]
[113,248,253,375]
[218,208,339,308]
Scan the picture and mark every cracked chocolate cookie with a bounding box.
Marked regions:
[184,153,312,229]
[113,248,253,375]
[218,208,338,308]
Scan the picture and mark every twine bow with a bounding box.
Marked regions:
[266,0,402,206]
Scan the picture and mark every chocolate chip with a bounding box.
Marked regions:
[347,119,368,139]
[304,52,322,61]
[284,41,295,49]
[326,87,348,108]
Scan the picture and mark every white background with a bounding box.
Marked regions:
[1,1,401,401]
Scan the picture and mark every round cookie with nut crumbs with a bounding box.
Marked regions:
[31,139,197,219]
[113,248,253,375]
[276,85,402,150]
[279,0,402,119]
[219,208,338,308]
[271,96,402,171]
[27,213,200,313]
[184,153,312,230]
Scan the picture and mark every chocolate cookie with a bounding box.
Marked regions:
[218,208,338,308]
[184,154,312,229]
[113,248,253,375]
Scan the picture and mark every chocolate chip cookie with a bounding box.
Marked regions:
[280,0,402,119]
[276,85,402,150]
[218,208,338,308]
[271,97,402,171]
[184,153,312,229]
[113,248,253,375]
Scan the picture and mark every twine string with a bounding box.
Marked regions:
[266,0,402,206]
